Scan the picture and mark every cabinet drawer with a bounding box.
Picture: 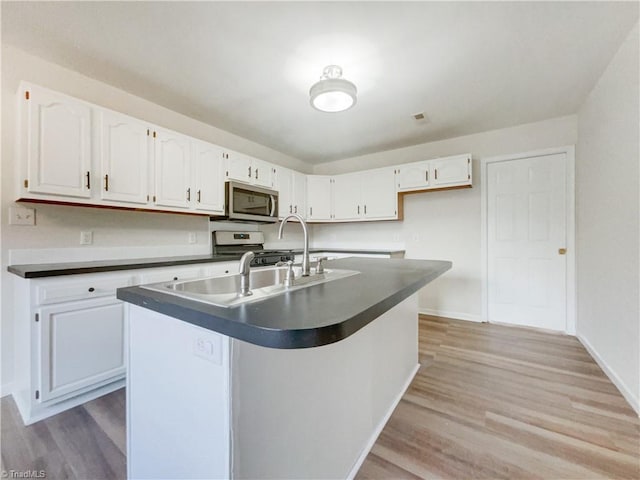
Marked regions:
[139,266,206,285]
[36,275,134,305]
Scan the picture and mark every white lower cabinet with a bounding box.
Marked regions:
[12,261,238,426]
[38,297,125,402]
[13,272,134,425]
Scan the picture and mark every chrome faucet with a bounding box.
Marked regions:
[278,214,310,276]
[238,251,254,296]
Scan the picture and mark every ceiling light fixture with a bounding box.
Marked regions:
[309,65,357,113]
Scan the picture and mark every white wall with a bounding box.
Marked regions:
[312,116,578,320]
[575,23,639,413]
[0,45,307,394]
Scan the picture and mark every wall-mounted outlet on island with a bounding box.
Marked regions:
[188,232,197,244]
[80,231,93,245]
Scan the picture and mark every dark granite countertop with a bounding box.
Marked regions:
[7,254,242,278]
[7,248,405,278]
[117,257,451,349]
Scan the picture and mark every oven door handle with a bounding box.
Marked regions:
[270,195,276,217]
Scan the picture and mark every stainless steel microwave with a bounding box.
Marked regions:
[211,182,279,223]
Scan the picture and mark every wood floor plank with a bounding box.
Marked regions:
[356,315,640,479]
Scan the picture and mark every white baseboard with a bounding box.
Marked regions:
[419,308,484,323]
[346,363,420,480]
[0,382,14,398]
[577,333,639,417]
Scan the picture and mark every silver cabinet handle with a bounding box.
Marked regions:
[197,190,201,203]
[187,188,191,201]
[255,168,259,179]
[364,205,367,215]
[289,205,292,214]
[104,174,109,191]
[357,205,360,214]
[294,205,297,214]
[248,166,252,178]
[86,171,91,190]
[269,195,276,216]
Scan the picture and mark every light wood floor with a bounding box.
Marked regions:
[2,316,638,479]
[356,316,640,479]
[1,387,126,479]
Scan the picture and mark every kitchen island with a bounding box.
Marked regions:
[117,257,451,479]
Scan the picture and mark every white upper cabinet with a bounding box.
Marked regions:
[333,168,397,222]
[225,151,274,188]
[275,167,293,217]
[21,84,92,198]
[396,161,430,191]
[306,175,333,221]
[154,129,192,209]
[291,171,307,218]
[192,140,225,214]
[431,154,472,187]
[99,110,150,204]
[224,151,253,184]
[332,173,361,221]
[252,158,275,188]
[276,167,307,218]
[361,168,398,220]
[397,154,472,192]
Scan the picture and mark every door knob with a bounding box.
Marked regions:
[558,248,567,255]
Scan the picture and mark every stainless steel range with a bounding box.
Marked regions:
[212,231,295,267]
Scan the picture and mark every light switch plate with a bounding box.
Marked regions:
[9,207,36,226]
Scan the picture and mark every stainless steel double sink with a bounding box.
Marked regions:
[141,265,360,308]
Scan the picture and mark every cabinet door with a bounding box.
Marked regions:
[100,111,150,204]
[333,173,361,221]
[396,161,430,191]
[291,171,307,219]
[361,168,398,220]
[252,158,274,188]
[154,129,191,208]
[306,176,333,221]
[23,85,92,198]
[275,167,293,218]
[193,140,225,213]
[38,297,125,402]
[225,151,253,184]
[431,154,472,187]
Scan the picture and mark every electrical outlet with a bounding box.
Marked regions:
[194,336,221,364]
[80,231,93,245]
[9,207,36,226]
[188,232,197,244]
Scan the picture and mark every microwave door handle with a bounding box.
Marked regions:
[270,195,276,217]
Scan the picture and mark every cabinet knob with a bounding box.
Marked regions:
[88,287,95,292]
[173,277,178,281]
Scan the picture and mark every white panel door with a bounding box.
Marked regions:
[193,140,225,213]
[39,297,125,402]
[100,111,150,204]
[361,168,397,220]
[487,153,567,331]
[154,130,191,209]
[333,173,361,221]
[25,86,92,198]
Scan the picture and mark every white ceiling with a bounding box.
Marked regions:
[2,2,638,164]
